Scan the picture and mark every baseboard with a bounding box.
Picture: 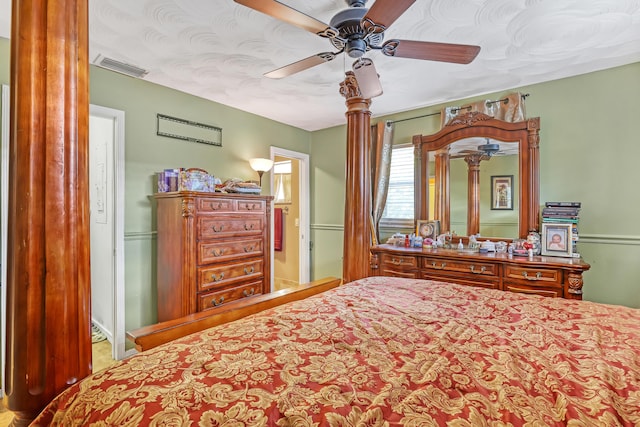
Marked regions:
[91,318,114,344]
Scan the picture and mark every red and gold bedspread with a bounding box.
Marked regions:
[33,277,640,426]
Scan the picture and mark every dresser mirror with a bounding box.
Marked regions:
[413,112,541,240]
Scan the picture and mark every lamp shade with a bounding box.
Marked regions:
[249,158,274,172]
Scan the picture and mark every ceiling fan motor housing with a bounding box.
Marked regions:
[329,7,383,58]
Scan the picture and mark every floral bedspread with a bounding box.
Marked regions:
[33,277,640,426]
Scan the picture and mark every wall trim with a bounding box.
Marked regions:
[577,234,640,246]
[311,224,344,231]
[125,231,157,241]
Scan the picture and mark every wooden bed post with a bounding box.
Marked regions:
[339,72,372,283]
[5,0,91,424]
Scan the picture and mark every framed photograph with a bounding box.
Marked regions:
[541,223,573,257]
[416,220,440,240]
[491,175,513,210]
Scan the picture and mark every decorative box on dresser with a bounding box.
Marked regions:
[155,191,272,322]
[370,244,591,299]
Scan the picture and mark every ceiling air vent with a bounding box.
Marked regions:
[93,55,149,78]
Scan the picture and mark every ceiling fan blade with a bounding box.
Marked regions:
[382,40,480,64]
[234,0,339,38]
[264,52,339,79]
[352,58,383,99]
[361,0,416,34]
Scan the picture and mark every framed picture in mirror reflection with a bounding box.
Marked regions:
[491,175,513,210]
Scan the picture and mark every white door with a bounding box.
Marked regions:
[1,84,9,393]
[89,105,126,360]
[89,114,115,341]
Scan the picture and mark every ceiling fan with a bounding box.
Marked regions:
[234,0,481,98]
[452,139,504,159]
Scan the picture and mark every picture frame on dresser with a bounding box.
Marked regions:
[541,222,573,257]
[416,220,440,240]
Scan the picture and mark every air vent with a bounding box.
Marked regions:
[93,55,149,78]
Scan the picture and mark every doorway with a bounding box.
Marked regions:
[270,147,310,289]
[0,96,126,396]
[89,105,126,361]
[1,84,8,392]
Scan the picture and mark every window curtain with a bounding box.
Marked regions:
[370,120,394,245]
[441,92,527,127]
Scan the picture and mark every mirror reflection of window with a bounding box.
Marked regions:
[274,160,292,204]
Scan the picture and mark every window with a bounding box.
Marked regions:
[380,145,414,227]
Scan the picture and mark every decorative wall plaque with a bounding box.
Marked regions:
[157,114,222,147]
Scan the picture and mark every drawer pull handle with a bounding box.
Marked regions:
[243,288,255,297]
[391,258,402,265]
[431,262,446,270]
[211,296,224,307]
[522,271,542,280]
[244,266,255,275]
[212,225,224,232]
[244,223,254,231]
[470,265,486,274]
[211,273,225,282]
[244,203,258,211]
[210,202,223,210]
[212,249,224,257]
[244,245,254,252]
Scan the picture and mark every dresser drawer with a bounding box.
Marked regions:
[423,257,498,277]
[198,216,264,239]
[380,253,417,269]
[198,238,263,265]
[198,259,263,292]
[504,265,560,285]
[197,197,235,213]
[198,281,263,311]
[503,283,562,298]
[421,271,500,290]
[237,199,265,213]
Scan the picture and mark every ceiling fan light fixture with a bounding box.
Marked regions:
[352,58,383,98]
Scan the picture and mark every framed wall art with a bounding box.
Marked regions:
[491,175,513,210]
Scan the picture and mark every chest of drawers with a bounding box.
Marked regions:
[155,192,272,322]
[371,244,590,299]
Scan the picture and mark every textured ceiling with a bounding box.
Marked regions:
[1,1,639,131]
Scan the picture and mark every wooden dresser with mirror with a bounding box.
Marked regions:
[370,111,590,299]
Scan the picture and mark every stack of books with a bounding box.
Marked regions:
[542,202,581,257]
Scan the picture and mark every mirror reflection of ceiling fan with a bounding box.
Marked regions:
[452,138,509,159]
[234,0,481,98]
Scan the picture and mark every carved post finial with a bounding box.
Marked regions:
[339,71,361,100]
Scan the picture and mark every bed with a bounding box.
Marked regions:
[33,276,640,426]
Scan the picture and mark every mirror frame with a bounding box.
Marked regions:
[413,111,540,239]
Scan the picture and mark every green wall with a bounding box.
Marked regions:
[0,37,314,333]
[2,32,639,332]
[88,66,312,331]
[311,62,640,309]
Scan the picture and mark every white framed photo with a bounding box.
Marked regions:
[541,223,573,257]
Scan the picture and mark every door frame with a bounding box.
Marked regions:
[1,85,9,393]
[269,146,310,286]
[90,104,126,360]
